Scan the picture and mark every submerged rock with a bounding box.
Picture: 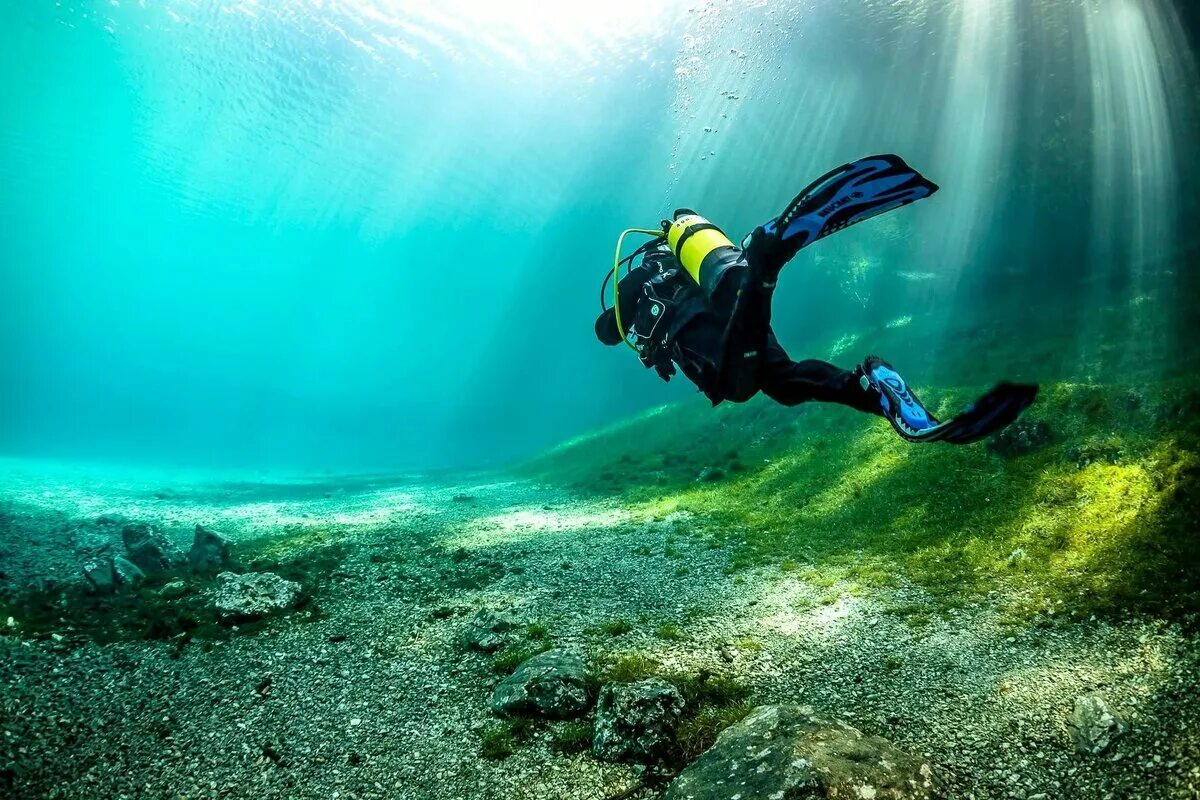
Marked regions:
[82,549,146,592]
[1069,695,1129,755]
[188,525,231,572]
[463,608,519,653]
[212,571,301,622]
[593,678,684,762]
[121,523,183,575]
[82,556,118,594]
[159,580,190,600]
[665,704,940,800]
[490,649,589,719]
[113,556,146,587]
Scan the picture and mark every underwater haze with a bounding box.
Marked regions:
[3,0,1196,471]
[3,3,1200,800]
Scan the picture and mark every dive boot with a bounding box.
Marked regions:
[859,356,1039,445]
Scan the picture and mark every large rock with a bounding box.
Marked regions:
[113,556,146,587]
[665,705,940,800]
[593,678,684,762]
[1069,695,1129,755]
[82,556,118,593]
[988,419,1052,458]
[189,525,231,572]
[463,608,518,653]
[121,523,183,575]
[212,571,301,622]
[82,553,144,592]
[490,649,589,719]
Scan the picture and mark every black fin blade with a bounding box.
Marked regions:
[762,154,939,246]
[938,383,1040,445]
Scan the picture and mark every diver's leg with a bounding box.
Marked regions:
[713,264,774,402]
[759,335,882,414]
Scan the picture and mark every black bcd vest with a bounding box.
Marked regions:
[624,251,713,383]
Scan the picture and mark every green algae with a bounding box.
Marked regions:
[522,378,1200,622]
[549,721,594,755]
[674,701,754,762]
[656,622,685,641]
[598,619,634,637]
[593,652,660,685]
[491,641,553,675]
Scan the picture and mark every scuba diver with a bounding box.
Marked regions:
[595,154,1037,444]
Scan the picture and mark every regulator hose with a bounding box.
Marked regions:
[608,228,666,352]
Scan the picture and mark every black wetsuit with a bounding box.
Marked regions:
[595,250,881,415]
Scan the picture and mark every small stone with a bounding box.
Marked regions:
[490,649,588,719]
[159,580,189,600]
[212,572,301,622]
[1069,695,1129,755]
[462,609,519,653]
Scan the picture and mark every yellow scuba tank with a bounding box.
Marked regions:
[605,212,743,353]
[665,212,739,294]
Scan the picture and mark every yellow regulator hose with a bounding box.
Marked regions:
[611,228,666,352]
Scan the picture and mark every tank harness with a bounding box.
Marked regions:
[602,212,749,391]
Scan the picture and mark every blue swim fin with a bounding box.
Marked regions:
[743,154,939,281]
[860,356,1038,445]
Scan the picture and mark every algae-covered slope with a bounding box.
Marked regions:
[521,378,1200,620]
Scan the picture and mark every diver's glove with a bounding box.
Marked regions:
[859,356,1038,445]
[652,356,677,382]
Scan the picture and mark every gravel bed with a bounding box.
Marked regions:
[1,464,1197,799]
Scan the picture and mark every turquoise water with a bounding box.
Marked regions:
[2,0,1197,471]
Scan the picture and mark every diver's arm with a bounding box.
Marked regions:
[595,265,653,346]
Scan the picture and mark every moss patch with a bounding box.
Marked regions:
[491,641,553,675]
[520,379,1200,621]
[480,717,538,760]
[674,701,754,762]
[549,721,594,755]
